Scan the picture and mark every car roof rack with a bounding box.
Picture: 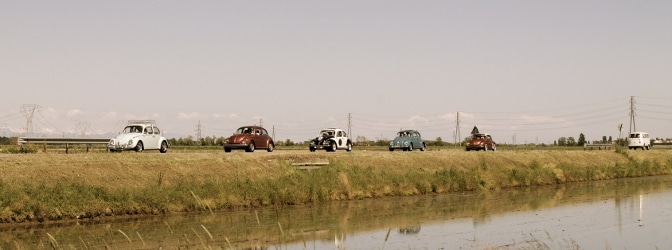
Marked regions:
[127,120,156,125]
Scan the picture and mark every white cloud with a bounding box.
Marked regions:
[66,109,82,117]
[178,112,199,120]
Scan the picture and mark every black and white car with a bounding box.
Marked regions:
[108,120,169,153]
[309,128,352,152]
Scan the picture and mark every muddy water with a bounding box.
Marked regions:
[2,176,672,249]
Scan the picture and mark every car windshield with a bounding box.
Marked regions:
[473,134,486,139]
[629,133,641,138]
[398,132,410,137]
[236,127,254,134]
[123,126,143,133]
[320,130,335,137]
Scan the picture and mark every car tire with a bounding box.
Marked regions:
[389,148,394,151]
[246,142,255,152]
[159,141,168,153]
[135,141,143,152]
[408,143,413,151]
[491,144,496,151]
[309,146,316,152]
[329,141,337,152]
[420,143,426,151]
[346,142,352,152]
[483,144,488,151]
[224,147,232,153]
[267,143,274,152]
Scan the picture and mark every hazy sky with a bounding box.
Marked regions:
[1,1,671,144]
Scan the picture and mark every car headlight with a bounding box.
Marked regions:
[403,141,409,146]
[128,139,134,146]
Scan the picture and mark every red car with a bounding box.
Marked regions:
[466,133,496,151]
[224,126,274,153]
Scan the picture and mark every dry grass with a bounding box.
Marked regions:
[1,148,671,223]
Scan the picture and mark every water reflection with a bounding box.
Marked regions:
[2,176,672,249]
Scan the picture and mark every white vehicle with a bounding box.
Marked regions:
[627,132,651,150]
[309,128,352,152]
[108,120,169,153]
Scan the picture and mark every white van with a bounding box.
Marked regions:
[628,132,651,150]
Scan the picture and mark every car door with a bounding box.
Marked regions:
[259,128,269,148]
[253,128,266,148]
[143,126,160,149]
[412,131,421,146]
[336,130,344,148]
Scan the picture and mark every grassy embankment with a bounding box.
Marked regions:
[1,147,671,224]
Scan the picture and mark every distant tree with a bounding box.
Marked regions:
[578,133,587,146]
[558,137,567,146]
[356,136,368,146]
[216,137,225,145]
[567,137,576,146]
[284,139,294,146]
[374,139,389,146]
[435,137,444,146]
[608,136,613,142]
[602,136,607,143]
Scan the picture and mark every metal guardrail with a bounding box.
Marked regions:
[18,137,110,153]
[583,143,614,150]
[653,142,672,147]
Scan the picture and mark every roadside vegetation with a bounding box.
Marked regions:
[1,147,672,224]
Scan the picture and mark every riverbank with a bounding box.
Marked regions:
[1,148,671,224]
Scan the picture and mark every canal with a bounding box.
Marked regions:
[2,175,671,249]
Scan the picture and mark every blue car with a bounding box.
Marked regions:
[389,130,426,151]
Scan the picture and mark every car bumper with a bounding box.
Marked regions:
[224,143,249,149]
[310,142,331,149]
[108,143,135,151]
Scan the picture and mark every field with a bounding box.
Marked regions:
[1,145,672,224]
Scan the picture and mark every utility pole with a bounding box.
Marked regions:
[455,112,461,146]
[272,125,276,142]
[347,113,352,139]
[195,120,202,142]
[259,118,263,127]
[76,122,90,138]
[21,104,40,136]
[629,96,636,134]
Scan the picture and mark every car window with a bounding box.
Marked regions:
[153,127,161,134]
[144,127,152,134]
[124,126,142,133]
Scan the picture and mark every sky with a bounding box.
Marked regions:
[1,1,671,144]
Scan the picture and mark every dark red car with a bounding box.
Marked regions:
[224,126,274,153]
[466,133,496,151]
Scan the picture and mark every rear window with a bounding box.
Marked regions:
[629,133,649,138]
